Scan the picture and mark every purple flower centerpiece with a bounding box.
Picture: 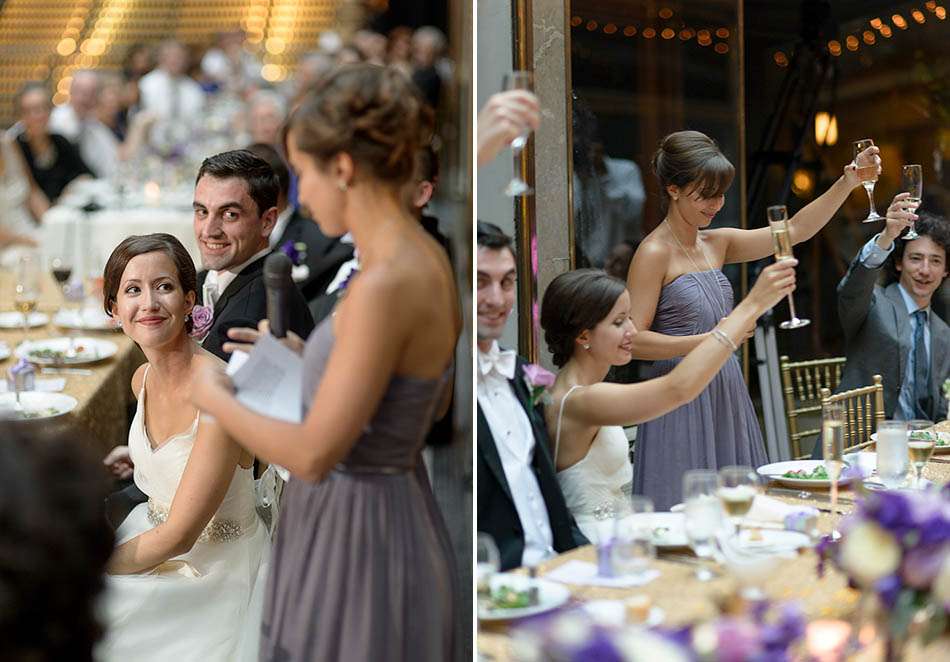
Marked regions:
[523,363,556,407]
[816,487,950,651]
[189,305,214,340]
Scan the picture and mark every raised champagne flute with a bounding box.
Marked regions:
[907,419,935,488]
[717,466,759,539]
[767,205,809,329]
[502,71,534,197]
[822,402,845,539]
[14,251,41,342]
[853,139,883,223]
[901,164,923,240]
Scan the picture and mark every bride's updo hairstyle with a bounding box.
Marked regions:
[652,130,735,209]
[541,269,627,368]
[103,233,197,332]
[285,63,433,189]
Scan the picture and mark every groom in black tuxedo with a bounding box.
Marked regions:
[192,149,314,360]
[476,222,587,570]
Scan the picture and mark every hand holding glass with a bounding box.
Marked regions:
[502,71,534,197]
[901,164,923,240]
[854,139,883,223]
[767,205,809,329]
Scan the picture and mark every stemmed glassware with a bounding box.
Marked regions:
[767,205,809,329]
[717,466,760,539]
[476,533,501,613]
[14,251,41,341]
[853,139,884,223]
[901,164,923,240]
[612,496,656,581]
[822,402,845,540]
[682,470,723,581]
[502,71,534,197]
[907,419,935,488]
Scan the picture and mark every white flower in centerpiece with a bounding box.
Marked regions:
[840,521,901,587]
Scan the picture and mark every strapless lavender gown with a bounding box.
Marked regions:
[632,269,767,510]
[259,318,456,661]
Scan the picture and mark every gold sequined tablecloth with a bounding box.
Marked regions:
[0,272,144,454]
[478,460,950,661]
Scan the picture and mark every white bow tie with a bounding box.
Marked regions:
[478,345,517,380]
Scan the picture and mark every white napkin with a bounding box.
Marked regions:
[0,378,66,393]
[545,560,660,588]
[744,494,818,526]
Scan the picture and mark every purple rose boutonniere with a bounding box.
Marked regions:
[279,240,308,266]
[189,305,214,340]
[523,363,556,406]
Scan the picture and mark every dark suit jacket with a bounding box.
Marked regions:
[837,255,950,421]
[272,208,355,302]
[197,252,315,360]
[477,356,587,571]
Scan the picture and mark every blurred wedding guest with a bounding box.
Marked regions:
[14,82,92,203]
[202,29,263,97]
[837,198,950,422]
[193,149,314,359]
[336,44,364,66]
[387,26,414,77]
[476,222,587,570]
[247,142,351,302]
[245,91,287,147]
[352,29,388,65]
[288,52,335,106]
[626,130,878,509]
[121,43,154,112]
[97,72,128,141]
[95,233,269,661]
[0,136,46,268]
[0,423,114,662]
[411,26,447,109]
[476,89,540,167]
[192,64,458,661]
[49,69,119,178]
[540,262,796,540]
[139,40,206,120]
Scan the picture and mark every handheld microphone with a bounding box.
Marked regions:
[263,252,294,338]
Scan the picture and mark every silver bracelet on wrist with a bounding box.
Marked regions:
[711,327,738,352]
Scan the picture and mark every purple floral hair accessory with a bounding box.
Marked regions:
[189,304,214,339]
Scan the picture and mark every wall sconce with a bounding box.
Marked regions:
[815,111,838,146]
[792,168,816,198]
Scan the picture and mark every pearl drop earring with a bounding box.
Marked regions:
[584,344,591,350]
[337,180,348,192]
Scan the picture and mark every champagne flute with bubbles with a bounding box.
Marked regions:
[822,402,845,539]
[502,71,534,197]
[767,205,809,329]
[901,164,923,240]
[854,139,884,223]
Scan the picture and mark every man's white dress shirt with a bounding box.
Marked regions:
[49,103,118,179]
[202,246,271,309]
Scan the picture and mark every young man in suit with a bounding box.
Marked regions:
[477,222,586,571]
[193,149,314,359]
[838,200,950,422]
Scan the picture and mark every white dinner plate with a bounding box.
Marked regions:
[53,308,117,331]
[870,430,950,454]
[478,573,571,621]
[0,391,78,420]
[0,311,49,329]
[757,460,860,488]
[620,511,689,548]
[16,337,117,366]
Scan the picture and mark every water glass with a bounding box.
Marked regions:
[612,496,655,580]
[683,470,723,581]
[476,533,501,610]
[876,420,909,489]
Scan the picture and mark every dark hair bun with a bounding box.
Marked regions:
[652,130,735,203]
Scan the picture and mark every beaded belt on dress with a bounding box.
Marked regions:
[146,499,245,544]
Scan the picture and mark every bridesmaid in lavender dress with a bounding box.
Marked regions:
[192,65,460,661]
[627,130,878,509]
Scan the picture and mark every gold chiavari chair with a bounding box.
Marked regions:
[819,375,886,453]
[780,355,846,458]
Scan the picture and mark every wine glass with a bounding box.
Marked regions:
[683,470,723,581]
[717,466,760,539]
[767,205,809,329]
[901,164,923,240]
[907,419,935,488]
[853,139,884,223]
[476,533,501,612]
[502,71,534,197]
[822,402,845,539]
[14,251,41,341]
[876,420,909,489]
[612,496,656,581]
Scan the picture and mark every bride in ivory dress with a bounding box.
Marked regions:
[97,233,268,662]
[539,265,796,539]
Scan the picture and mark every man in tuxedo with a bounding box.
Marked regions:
[837,209,950,422]
[193,149,314,359]
[476,222,586,570]
[245,142,354,303]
